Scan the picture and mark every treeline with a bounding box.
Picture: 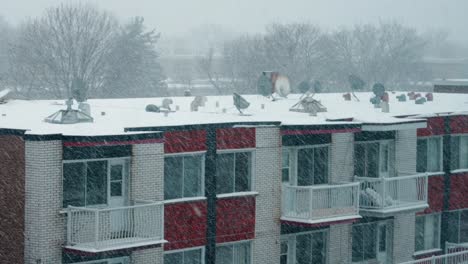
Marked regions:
[199,22,430,94]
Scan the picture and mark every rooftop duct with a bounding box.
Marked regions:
[44,99,94,124]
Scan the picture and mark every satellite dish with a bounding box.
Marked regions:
[0,88,11,104]
[274,75,291,97]
[233,93,250,114]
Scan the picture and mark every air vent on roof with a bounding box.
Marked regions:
[290,94,327,115]
[45,99,93,124]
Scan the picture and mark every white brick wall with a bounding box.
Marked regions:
[131,143,164,264]
[24,140,64,264]
[392,212,416,263]
[395,129,417,175]
[330,133,355,183]
[328,223,352,264]
[253,127,282,264]
[132,247,163,264]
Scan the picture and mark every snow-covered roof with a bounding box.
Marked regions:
[433,79,468,86]
[0,92,466,136]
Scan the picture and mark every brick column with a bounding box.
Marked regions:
[253,127,282,264]
[328,223,352,264]
[392,212,416,263]
[395,129,417,175]
[330,133,354,183]
[131,142,164,264]
[24,139,64,264]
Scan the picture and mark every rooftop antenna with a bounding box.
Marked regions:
[233,93,250,114]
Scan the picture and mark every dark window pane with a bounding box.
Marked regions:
[111,182,122,196]
[235,242,251,264]
[415,216,425,251]
[63,162,86,207]
[379,225,387,252]
[282,168,290,183]
[296,234,312,264]
[165,252,183,264]
[164,157,183,199]
[363,224,377,260]
[447,211,460,243]
[86,161,107,205]
[110,164,123,181]
[352,225,363,262]
[314,147,328,184]
[184,156,202,197]
[298,148,314,186]
[216,154,235,194]
[354,144,365,177]
[451,137,460,170]
[460,210,468,243]
[367,143,379,178]
[216,245,233,264]
[427,138,441,172]
[184,249,202,264]
[280,255,288,264]
[461,137,468,169]
[312,232,326,264]
[235,152,251,192]
[417,139,428,172]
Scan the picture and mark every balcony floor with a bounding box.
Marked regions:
[281,214,362,225]
[65,237,167,253]
[359,201,428,217]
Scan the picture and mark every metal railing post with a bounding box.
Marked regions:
[309,188,314,219]
[94,210,99,250]
[66,206,72,245]
[381,178,386,209]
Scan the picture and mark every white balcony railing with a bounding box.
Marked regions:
[281,182,360,224]
[400,250,468,264]
[355,173,429,213]
[66,201,165,252]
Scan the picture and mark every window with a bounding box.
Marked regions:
[297,146,329,185]
[282,149,290,183]
[417,137,442,173]
[447,209,468,244]
[355,141,394,178]
[164,248,203,264]
[63,160,109,207]
[164,154,204,200]
[352,221,392,263]
[216,152,252,194]
[72,257,130,264]
[415,214,441,252]
[281,230,328,264]
[216,241,251,264]
[451,135,468,170]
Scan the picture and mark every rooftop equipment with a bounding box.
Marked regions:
[44,99,94,124]
[233,93,250,114]
[290,94,327,114]
[257,71,290,98]
[0,89,11,104]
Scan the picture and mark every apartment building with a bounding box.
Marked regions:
[0,92,466,264]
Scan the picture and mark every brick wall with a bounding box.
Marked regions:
[328,223,352,264]
[395,129,417,175]
[24,140,64,264]
[253,127,282,264]
[131,143,164,264]
[392,212,416,263]
[330,133,354,183]
[0,135,25,264]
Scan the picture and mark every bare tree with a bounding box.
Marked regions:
[198,47,224,95]
[9,3,118,99]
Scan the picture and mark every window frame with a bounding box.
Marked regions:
[280,229,328,264]
[72,256,130,264]
[164,151,206,201]
[215,240,253,264]
[216,149,255,195]
[417,136,443,173]
[414,213,442,253]
[354,140,395,178]
[451,134,468,171]
[62,157,130,208]
[282,144,331,186]
[163,246,205,264]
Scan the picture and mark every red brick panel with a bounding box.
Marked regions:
[450,115,468,134]
[0,135,25,263]
[449,173,468,210]
[421,175,445,214]
[164,201,207,250]
[216,128,256,150]
[216,196,256,243]
[417,117,445,137]
[164,130,207,154]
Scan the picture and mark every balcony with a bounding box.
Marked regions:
[65,200,166,253]
[400,250,468,264]
[281,182,361,224]
[355,173,429,216]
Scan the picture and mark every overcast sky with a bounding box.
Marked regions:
[2,0,468,42]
